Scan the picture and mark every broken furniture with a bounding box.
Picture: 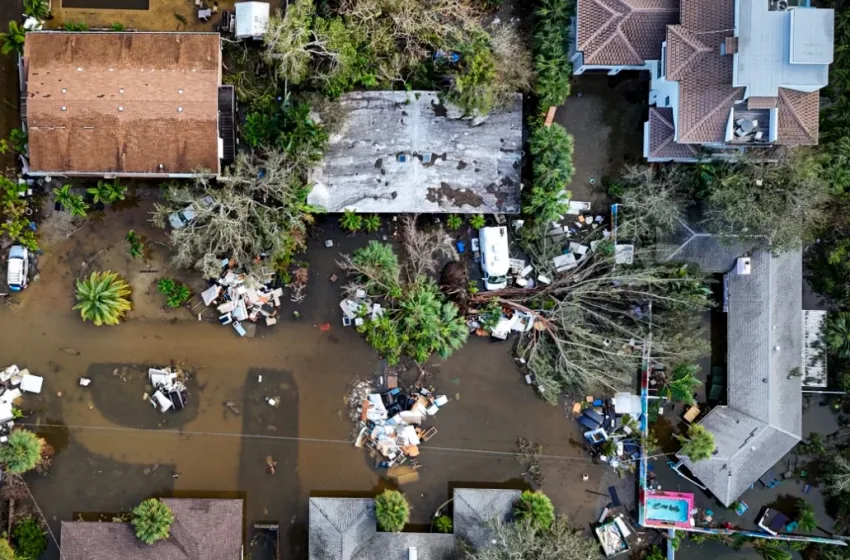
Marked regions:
[147,367,189,413]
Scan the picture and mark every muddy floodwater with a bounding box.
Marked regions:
[0,203,615,559]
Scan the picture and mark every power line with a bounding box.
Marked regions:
[19,422,591,462]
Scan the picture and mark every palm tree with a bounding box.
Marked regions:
[665,363,702,406]
[676,424,716,462]
[87,181,112,207]
[104,180,126,203]
[73,271,132,326]
[796,500,817,533]
[827,312,850,358]
[23,0,50,20]
[340,210,362,232]
[54,184,89,217]
[513,490,555,531]
[0,429,44,474]
[0,22,25,57]
[131,499,174,545]
[374,490,409,532]
[752,539,792,560]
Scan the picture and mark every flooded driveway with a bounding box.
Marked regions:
[1,206,614,558]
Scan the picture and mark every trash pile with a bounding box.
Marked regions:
[0,365,42,423]
[338,289,383,327]
[146,367,189,413]
[201,266,283,337]
[352,385,447,468]
[573,392,642,471]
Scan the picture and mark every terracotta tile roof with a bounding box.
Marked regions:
[647,107,699,159]
[777,88,819,145]
[24,32,221,175]
[60,498,243,560]
[748,96,778,109]
[577,0,678,66]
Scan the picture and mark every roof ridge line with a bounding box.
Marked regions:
[680,88,742,143]
[778,88,816,141]
[615,27,644,66]
[578,0,620,51]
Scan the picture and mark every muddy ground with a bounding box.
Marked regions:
[1,204,624,559]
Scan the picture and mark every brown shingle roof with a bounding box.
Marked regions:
[60,498,243,560]
[777,88,819,145]
[647,107,699,159]
[748,96,778,109]
[24,32,221,176]
[577,0,678,66]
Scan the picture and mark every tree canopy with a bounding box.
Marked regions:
[463,517,599,560]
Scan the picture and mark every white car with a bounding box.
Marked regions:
[168,196,215,229]
[6,245,29,292]
[479,226,510,290]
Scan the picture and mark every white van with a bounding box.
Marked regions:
[479,226,509,290]
[6,245,29,292]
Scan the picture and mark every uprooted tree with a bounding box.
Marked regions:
[463,516,600,560]
[152,150,320,278]
[338,216,468,365]
[472,212,712,402]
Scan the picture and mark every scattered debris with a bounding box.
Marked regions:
[266,455,277,475]
[350,381,447,468]
[60,348,80,356]
[147,366,189,413]
[200,264,283,336]
[223,400,241,416]
[78,378,91,387]
[516,437,544,487]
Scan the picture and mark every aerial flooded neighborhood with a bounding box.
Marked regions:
[0,0,849,559]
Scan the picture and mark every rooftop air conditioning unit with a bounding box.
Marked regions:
[736,257,751,275]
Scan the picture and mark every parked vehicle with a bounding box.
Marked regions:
[479,226,509,290]
[6,245,29,291]
[168,196,215,229]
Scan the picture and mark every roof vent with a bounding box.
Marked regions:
[736,257,751,275]
[177,107,183,113]
[159,164,164,170]
[178,88,184,94]
[119,88,124,94]
[774,346,780,351]
[118,106,124,112]
[60,106,66,112]
[76,67,83,72]
[408,547,417,560]
[61,88,67,94]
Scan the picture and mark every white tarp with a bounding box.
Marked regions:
[235,2,270,39]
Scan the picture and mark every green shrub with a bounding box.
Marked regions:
[0,430,43,474]
[363,214,381,233]
[533,0,575,106]
[126,230,144,259]
[434,515,453,533]
[340,210,363,232]
[469,214,486,229]
[156,278,191,308]
[513,490,555,531]
[449,32,498,116]
[446,214,463,230]
[12,517,47,560]
[525,122,574,222]
[132,498,174,545]
[374,490,410,532]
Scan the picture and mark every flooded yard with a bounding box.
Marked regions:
[1,204,617,558]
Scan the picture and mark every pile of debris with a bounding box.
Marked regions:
[0,365,42,423]
[339,289,383,327]
[146,367,189,413]
[573,392,642,471]
[200,266,284,337]
[353,386,447,469]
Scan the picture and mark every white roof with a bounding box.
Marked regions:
[235,2,270,39]
[790,8,834,65]
[735,1,833,97]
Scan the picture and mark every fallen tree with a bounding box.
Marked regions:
[151,150,319,278]
[472,218,711,401]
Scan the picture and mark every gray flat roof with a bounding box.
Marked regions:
[308,91,523,214]
[790,8,834,64]
[735,1,832,97]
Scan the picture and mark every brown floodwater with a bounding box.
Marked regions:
[0,207,614,559]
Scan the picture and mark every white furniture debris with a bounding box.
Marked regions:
[614,244,634,265]
[553,253,577,273]
[79,378,92,387]
[20,375,43,394]
[0,389,21,404]
[201,285,221,306]
[567,200,591,215]
[150,391,173,413]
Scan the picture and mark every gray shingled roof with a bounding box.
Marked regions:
[307,91,522,214]
[309,489,521,560]
[60,498,243,560]
[663,226,803,506]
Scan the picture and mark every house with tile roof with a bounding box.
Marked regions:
[660,224,803,507]
[60,498,244,560]
[308,488,521,559]
[572,0,834,161]
[21,32,236,178]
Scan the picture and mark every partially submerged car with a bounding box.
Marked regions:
[168,196,215,229]
[6,245,29,292]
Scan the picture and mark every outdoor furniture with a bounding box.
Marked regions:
[198,8,212,20]
[735,501,749,516]
[683,405,700,423]
[760,470,781,488]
